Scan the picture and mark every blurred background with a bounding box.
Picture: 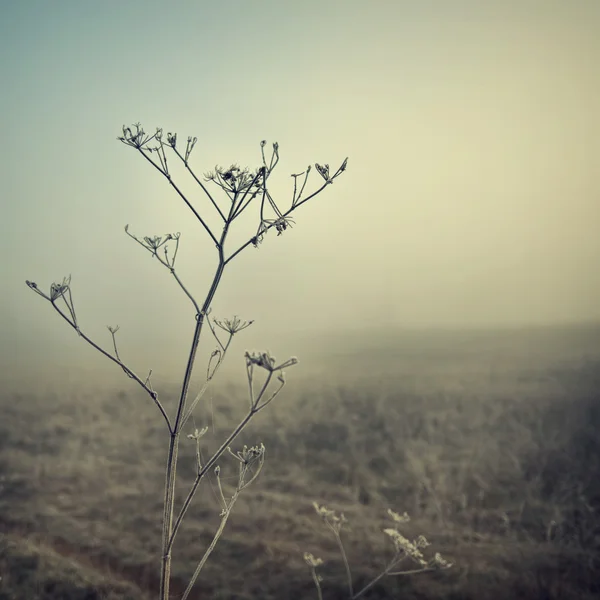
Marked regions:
[1,0,598,392]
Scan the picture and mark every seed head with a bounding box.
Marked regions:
[303,552,324,568]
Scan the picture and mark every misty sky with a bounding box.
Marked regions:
[1,1,599,387]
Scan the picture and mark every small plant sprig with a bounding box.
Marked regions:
[180,436,265,600]
[306,505,452,599]
[304,552,325,600]
[26,122,348,600]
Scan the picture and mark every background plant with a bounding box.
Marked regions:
[25,122,347,600]
[305,505,451,599]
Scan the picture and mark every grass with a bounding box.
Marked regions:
[1,324,599,599]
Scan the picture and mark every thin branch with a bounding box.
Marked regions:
[180,333,232,428]
[230,168,265,220]
[386,567,434,577]
[330,527,353,598]
[125,226,201,314]
[135,148,220,247]
[352,557,433,599]
[167,409,256,553]
[214,467,228,511]
[311,570,324,600]
[180,497,236,600]
[225,165,342,262]
[292,167,311,206]
[230,186,261,221]
[172,147,227,222]
[169,268,202,314]
[224,184,326,264]
[50,300,172,431]
[252,371,273,411]
[254,375,286,411]
[205,313,226,352]
[107,326,122,361]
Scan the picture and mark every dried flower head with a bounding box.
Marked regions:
[388,509,410,524]
[204,164,264,194]
[246,350,276,371]
[383,529,428,567]
[50,275,72,301]
[304,552,324,568]
[315,163,330,182]
[166,132,177,147]
[184,136,197,162]
[213,315,254,335]
[118,123,160,150]
[428,552,452,570]
[187,426,209,441]
[263,216,295,236]
[313,502,347,533]
[229,443,265,466]
[245,351,298,373]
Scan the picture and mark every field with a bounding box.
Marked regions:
[1,324,599,599]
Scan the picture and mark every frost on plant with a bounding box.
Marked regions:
[382,529,428,568]
[26,122,348,600]
[305,505,452,598]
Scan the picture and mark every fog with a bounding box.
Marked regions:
[1,1,599,391]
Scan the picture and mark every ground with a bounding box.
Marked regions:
[1,324,599,599]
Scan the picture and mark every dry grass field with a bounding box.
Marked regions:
[1,324,599,599]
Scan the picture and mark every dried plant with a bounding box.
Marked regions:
[26,122,347,600]
[305,505,452,599]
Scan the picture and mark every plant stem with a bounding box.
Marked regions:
[159,432,179,600]
[181,495,238,600]
[311,569,324,600]
[159,311,207,600]
[333,531,354,598]
[159,229,229,600]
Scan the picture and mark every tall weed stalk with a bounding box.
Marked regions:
[26,123,347,599]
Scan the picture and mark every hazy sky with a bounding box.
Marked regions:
[1,1,599,387]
